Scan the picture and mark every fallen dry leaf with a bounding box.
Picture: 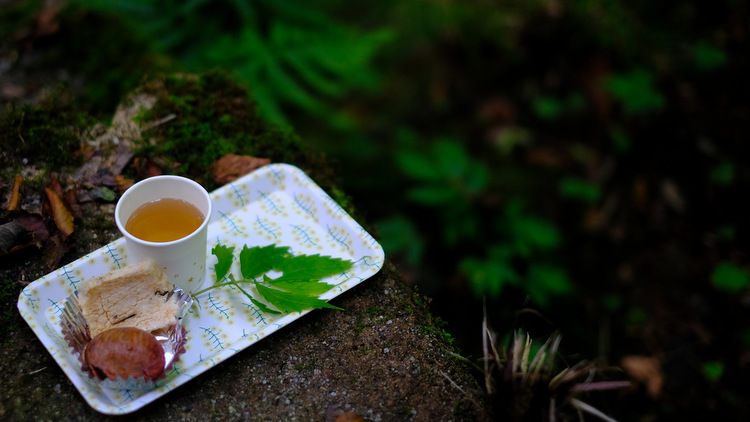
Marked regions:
[133,157,163,179]
[64,188,82,218]
[620,355,663,400]
[44,232,72,269]
[45,187,75,240]
[75,142,96,162]
[211,153,270,185]
[47,175,64,197]
[115,175,134,194]
[8,174,25,211]
[16,211,50,244]
[75,143,135,187]
[112,143,135,176]
[333,413,368,422]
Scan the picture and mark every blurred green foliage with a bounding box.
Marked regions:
[70,0,394,128]
[703,361,724,383]
[559,178,602,203]
[712,262,749,294]
[36,0,737,313]
[605,69,665,115]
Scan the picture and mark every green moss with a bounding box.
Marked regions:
[329,185,356,219]
[0,98,95,170]
[133,70,320,190]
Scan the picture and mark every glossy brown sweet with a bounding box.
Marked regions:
[84,327,165,381]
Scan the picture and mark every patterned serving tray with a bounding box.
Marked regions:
[17,163,385,415]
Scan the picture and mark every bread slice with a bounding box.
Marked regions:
[78,260,178,337]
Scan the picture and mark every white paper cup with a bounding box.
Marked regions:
[115,175,212,294]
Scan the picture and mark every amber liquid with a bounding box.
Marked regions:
[125,198,205,242]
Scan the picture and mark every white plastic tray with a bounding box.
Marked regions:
[17,163,385,414]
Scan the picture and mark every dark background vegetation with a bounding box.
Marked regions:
[3,1,750,420]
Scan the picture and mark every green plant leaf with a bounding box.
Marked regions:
[712,262,749,293]
[264,278,334,296]
[534,96,563,120]
[274,253,354,283]
[211,244,235,281]
[250,296,282,315]
[460,247,520,298]
[605,68,665,115]
[396,150,442,181]
[525,264,573,307]
[465,162,490,193]
[407,185,457,204]
[375,215,424,266]
[693,42,727,71]
[198,243,352,314]
[559,177,602,203]
[703,361,724,382]
[505,202,561,254]
[255,276,342,313]
[239,244,291,279]
[434,139,469,178]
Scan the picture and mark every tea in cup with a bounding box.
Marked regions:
[115,175,213,293]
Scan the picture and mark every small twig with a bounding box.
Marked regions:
[144,114,177,130]
[482,300,492,393]
[28,367,46,375]
[549,397,557,422]
[448,351,484,373]
[569,397,619,422]
[570,380,632,393]
[438,370,483,411]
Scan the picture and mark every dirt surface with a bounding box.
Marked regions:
[2,262,486,421]
[0,87,487,421]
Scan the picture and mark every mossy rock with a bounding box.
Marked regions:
[0,72,487,421]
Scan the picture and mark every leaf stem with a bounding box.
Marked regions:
[191,279,254,297]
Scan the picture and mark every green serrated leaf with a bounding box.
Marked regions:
[239,244,290,279]
[198,243,352,314]
[265,277,334,296]
[211,244,235,282]
[255,279,342,313]
[250,296,282,315]
[274,253,354,282]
